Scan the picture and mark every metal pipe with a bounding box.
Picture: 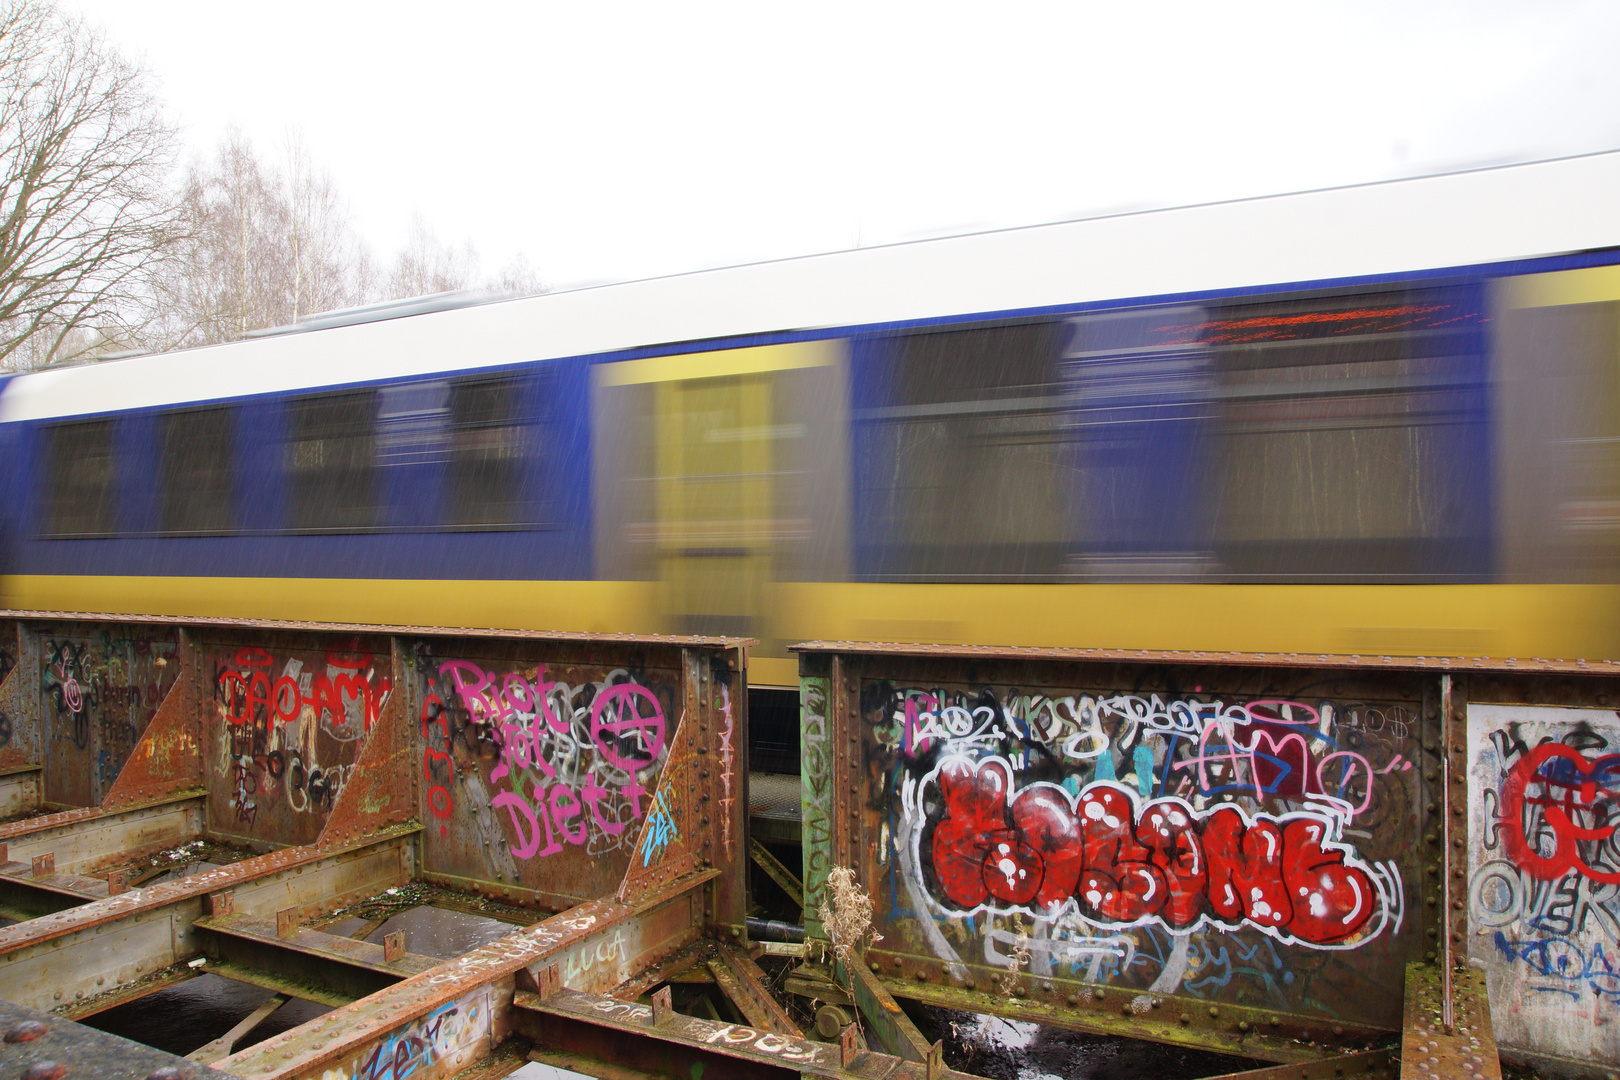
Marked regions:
[747,917,804,943]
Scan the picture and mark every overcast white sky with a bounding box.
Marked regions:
[65,0,1620,291]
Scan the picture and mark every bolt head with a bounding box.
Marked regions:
[5,1021,46,1043]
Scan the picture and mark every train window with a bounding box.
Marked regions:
[41,418,117,537]
[285,389,380,532]
[1206,288,1489,580]
[445,373,534,527]
[159,406,235,534]
[855,321,1067,579]
[1065,306,1215,579]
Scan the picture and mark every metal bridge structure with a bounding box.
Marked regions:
[0,610,1605,1079]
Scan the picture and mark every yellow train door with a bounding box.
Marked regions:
[654,372,775,639]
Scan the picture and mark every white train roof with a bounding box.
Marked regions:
[6,150,1620,423]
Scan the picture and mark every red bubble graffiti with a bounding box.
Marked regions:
[929,758,1379,946]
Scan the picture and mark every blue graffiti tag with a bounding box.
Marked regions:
[1495,932,1620,1004]
[641,789,679,866]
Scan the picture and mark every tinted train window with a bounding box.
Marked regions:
[41,418,116,537]
[855,321,1066,579]
[159,406,235,534]
[446,373,534,527]
[1207,288,1488,580]
[286,390,379,531]
[1066,306,1215,579]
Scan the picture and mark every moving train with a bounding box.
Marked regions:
[5,151,1620,689]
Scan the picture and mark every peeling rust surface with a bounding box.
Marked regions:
[710,941,802,1036]
[101,628,203,812]
[38,622,180,807]
[317,639,415,850]
[0,996,242,1079]
[0,804,103,840]
[0,614,1555,1078]
[1208,1049,1398,1079]
[217,870,716,1078]
[0,828,413,957]
[513,985,971,1079]
[1400,964,1499,1080]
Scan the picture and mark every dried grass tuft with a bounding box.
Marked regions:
[1004,928,1031,997]
[820,865,883,963]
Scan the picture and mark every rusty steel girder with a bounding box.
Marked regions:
[0,612,763,1079]
[789,642,1571,1078]
[0,612,1611,1078]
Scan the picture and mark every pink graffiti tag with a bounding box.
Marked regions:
[433,660,665,861]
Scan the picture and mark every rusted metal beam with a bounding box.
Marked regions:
[0,765,42,820]
[0,858,108,918]
[0,829,412,1014]
[217,871,714,1078]
[0,795,201,878]
[867,965,1388,1065]
[195,912,441,1005]
[0,613,770,1080]
[0,997,243,1080]
[189,993,289,1064]
[513,985,965,1079]
[1400,963,1499,1080]
[314,637,415,850]
[0,621,39,777]
[750,836,804,908]
[55,961,199,1020]
[835,955,934,1064]
[709,940,802,1036]
[803,643,1435,1065]
[1208,1049,1398,1079]
[801,662,832,940]
[609,940,715,1001]
[99,627,204,813]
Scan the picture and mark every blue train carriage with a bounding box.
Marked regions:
[4,151,1620,688]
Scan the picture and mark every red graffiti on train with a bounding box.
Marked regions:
[928,758,1380,946]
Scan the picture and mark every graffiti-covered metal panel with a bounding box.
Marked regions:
[205,633,393,847]
[810,649,1426,1040]
[0,618,31,774]
[0,619,15,685]
[801,672,832,939]
[40,624,178,807]
[415,639,684,906]
[1467,702,1620,1066]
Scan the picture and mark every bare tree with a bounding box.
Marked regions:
[489,253,546,298]
[283,132,361,321]
[144,125,545,347]
[386,214,477,299]
[160,131,283,345]
[156,130,370,347]
[0,0,181,371]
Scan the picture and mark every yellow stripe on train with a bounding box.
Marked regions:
[4,576,1619,685]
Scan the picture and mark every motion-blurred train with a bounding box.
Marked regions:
[5,151,1620,688]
